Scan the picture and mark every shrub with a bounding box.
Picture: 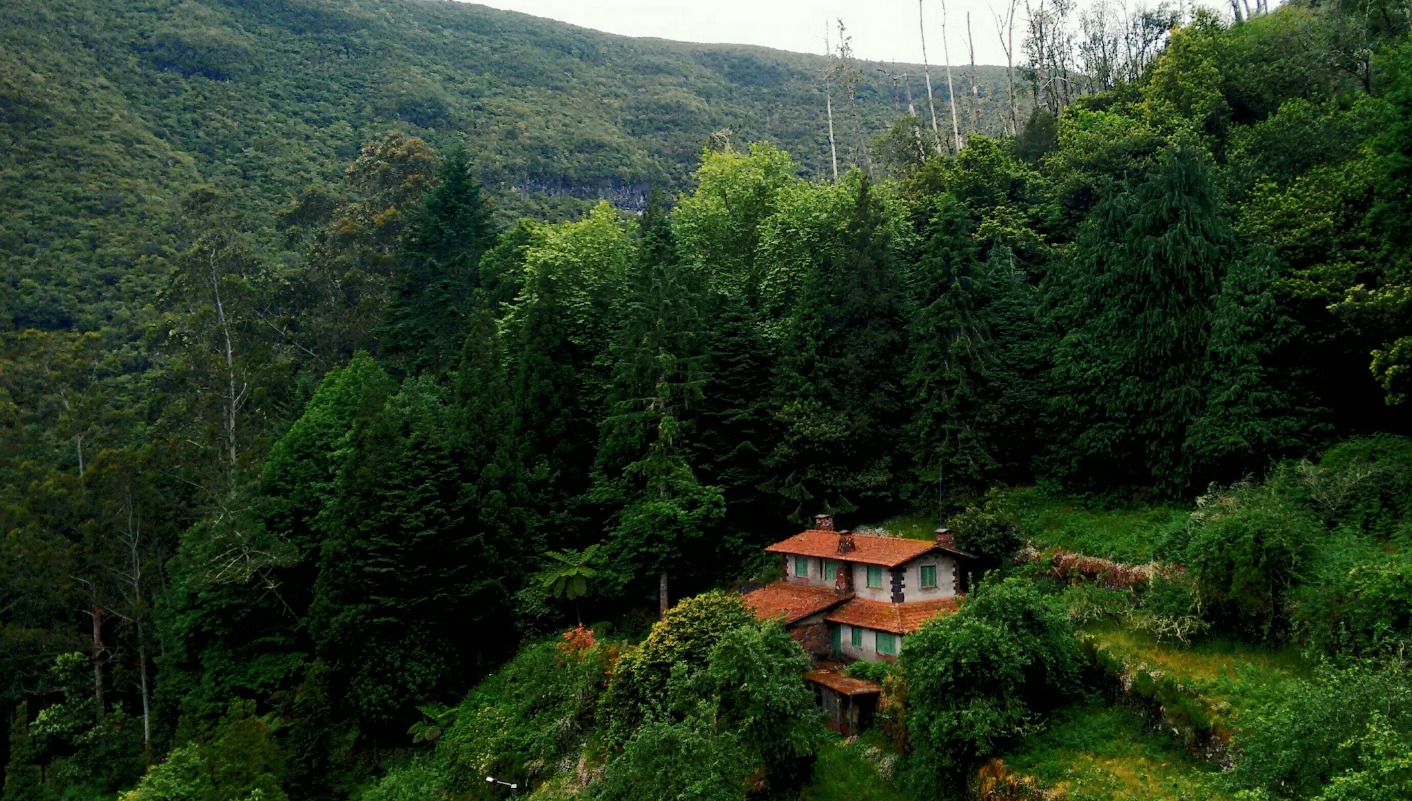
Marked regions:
[900,578,1082,794]
[1183,485,1316,639]
[1302,436,1412,535]
[438,637,617,791]
[669,622,825,788]
[948,491,1027,570]
[600,591,753,744]
[1230,664,1412,799]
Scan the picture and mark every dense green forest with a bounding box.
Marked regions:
[6,0,1412,798]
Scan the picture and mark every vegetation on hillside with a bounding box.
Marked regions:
[6,0,1412,799]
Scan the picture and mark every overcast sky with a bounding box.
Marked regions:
[462,0,1236,67]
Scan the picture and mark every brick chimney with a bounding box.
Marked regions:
[836,529,856,554]
[814,514,835,531]
[835,558,854,595]
[935,528,956,549]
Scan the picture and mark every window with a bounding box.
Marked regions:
[920,564,938,589]
[866,565,883,589]
[794,556,809,578]
[876,631,898,656]
[823,559,838,581]
[850,626,862,648]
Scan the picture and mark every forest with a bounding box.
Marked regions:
[4,0,1412,799]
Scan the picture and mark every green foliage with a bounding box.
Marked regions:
[541,545,600,602]
[946,490,1027,570]
[670,622,825,787]
[900,577,1082,790]
[601,591,754,745]
[1231,664,1412,800]
[595,719,748,801]
[438,638,617,791]
[1182,483,1317,638]
[121,700,288,801]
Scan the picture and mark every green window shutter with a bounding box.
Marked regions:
[850,626,862,648]
[823,560,838,581]
[794,556,809,577]
[866,565,883,589]
[876,632,897,656]
[921,564,937,588]
[831,624,842,656]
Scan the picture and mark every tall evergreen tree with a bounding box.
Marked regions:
[308,378,508,736]
[1186,246,1321,480]
[767,175,909,520]
[1044,141,1234,494]
[380,147,498,377]
[592,193,724,601]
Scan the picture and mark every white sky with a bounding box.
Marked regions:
[462,0,1236,67]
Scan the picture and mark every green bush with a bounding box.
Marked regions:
[899,577,1082,794]
[1230,664,1412,800]
[947,490,1027,570]
[1183,485,1316,639]
[438,637,617,791]
[1305,436,1412,536]
[600,591,754,744]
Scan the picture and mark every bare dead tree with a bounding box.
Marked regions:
[939,0,964,152]
[835,20,872,174]
[918,0,945,153]
[823,20,840,181]
[992,0,1021,135]
[966,12,981,133]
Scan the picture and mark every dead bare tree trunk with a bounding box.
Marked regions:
[824,21,839,181]
[966,12,981,133]
[995,0,1020,135]
[918,0,944,153]
[122,498,152,758]
[207,248,244,483]
[89,601,104,720]
[940,0,963,152]
[659,572,669,616]
[903,74,929,161]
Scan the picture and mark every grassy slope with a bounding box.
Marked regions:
[1,0,1018,331]
[1003,704,1229,801]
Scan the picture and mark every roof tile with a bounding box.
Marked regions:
[742,582,850,625]
[766,529,941,567]
[825,597,960,635]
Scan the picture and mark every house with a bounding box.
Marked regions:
[744,515,969,663]
[742,515,971,734]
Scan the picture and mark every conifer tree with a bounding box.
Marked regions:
[1186,247,1320,480]
[1045,142,1233,493]
[380,148,497,377]
[592,193,724,600]
[309,378,508,734]
[767,175,909,520]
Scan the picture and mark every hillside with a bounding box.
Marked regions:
[0,0,1014,331]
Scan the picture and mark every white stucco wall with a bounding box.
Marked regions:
[849,555,957,602]
[783,555,848,590]
[835,623,905,662]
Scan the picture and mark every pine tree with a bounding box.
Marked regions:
[1186,246,1321,480]
[906,196,995,495]
[380,147,498,377]
[1045,142,1233,493]
[592,193,724,601]
[309,377,508,734]
[767,174,909,520]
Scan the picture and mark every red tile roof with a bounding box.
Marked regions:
[766,529,941,567]
[742,582,850,625]
[805,662,882,696]
[825,597,961,635]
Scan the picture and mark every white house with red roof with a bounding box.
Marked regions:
[743,515,971,663]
